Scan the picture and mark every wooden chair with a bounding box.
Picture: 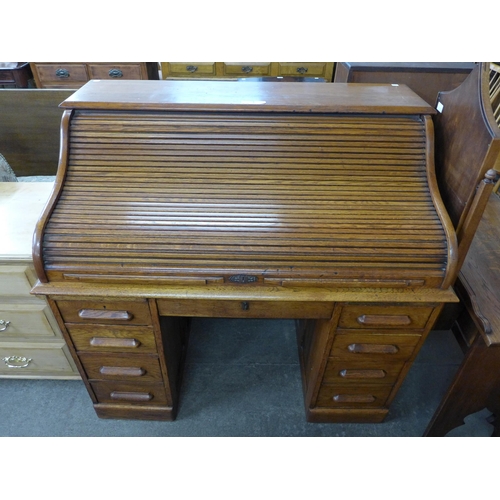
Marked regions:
[490,63,500,193]
[424,62,500,436]
[433,62,500,278]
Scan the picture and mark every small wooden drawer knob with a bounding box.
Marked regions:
[339,369,386,379]
[357,314,411,326]
[333,394,376,403]
[78,309,133,321]
[347,343,399,354]
[99,366,146,377]
[90,337,141,348]
[110,391,153,402]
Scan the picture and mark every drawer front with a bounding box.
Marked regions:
[0,303,58,339]
[0,344,74,375]
[316,384,393,408]
[88,64,143,80]
[330,331,421,360]
[164,62,216,77]
[338,304,434,330]
[278,62,328,77]
[0,265,35,295]
[322,358,405,386]
[66,324,157,353]
[222,62,271,76]
[91,380,168,405]
[79,353,162,382]
[157,299,333,319]
[56,300,152,325]
[0,69,15,82]
[34,63,88,84]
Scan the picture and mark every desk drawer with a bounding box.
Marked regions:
[66,324,157,353]
[222,62,272,76]
[0,344,74,375]
[34,63,88,84]
[322,358,405,386]
[277,62,329,77]
[164,62,216,77]
[0,303,58,339]
[330,331,421,360]
[338,305,434,330]
[57,300,152,325]
[91,380,168,405]
[88,63,143,80]
[0,266,36,295]
[157,299,333,319]
[316,384,393,408]
[79,352,162,382]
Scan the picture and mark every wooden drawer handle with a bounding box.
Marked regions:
[90,337,141,348]
[78,309,133,321]
[110,391,153,402]
[357,314,411,326]
[100,366,146,377]
[339,369,386,379]
[333,394,376,403]
[347,343,399,354]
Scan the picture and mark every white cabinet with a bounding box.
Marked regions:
[0,183,80,378]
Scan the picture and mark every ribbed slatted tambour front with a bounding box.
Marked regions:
[42,110,448,287]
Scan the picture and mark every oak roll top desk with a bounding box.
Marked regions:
[31,77,477,422]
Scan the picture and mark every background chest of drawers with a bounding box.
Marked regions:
[30,62,159,88]
[0,183,79,378]
[160,62,335,80]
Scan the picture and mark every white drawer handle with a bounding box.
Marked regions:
[0,320,11,332]
[2,356,32,368]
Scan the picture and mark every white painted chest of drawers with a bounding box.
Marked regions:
[0,182,79,378]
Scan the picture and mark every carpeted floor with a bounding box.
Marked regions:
[0,320,494,437]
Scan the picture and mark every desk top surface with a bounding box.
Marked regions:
[0,182,53,260]
[60,80,435,115]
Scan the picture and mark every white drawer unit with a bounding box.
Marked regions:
[0,182,80,379]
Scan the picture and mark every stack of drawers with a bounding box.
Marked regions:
[310,303,439,420]
[160,62,335,80]
[30,62,159,89]
[54,298,186,420]
[0,265,79,377]
[0,183,79,379]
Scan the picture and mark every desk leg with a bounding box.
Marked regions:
[424,334,500,436]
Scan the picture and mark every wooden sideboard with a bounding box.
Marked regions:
[334,62,474,106]
[0,62,33,88]
[31,79,464,422]
[160,62,335,81]
[0,89,73,177]
[30,62,159,89]
[1,183,80,378]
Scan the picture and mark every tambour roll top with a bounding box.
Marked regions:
[33,80,457,289]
